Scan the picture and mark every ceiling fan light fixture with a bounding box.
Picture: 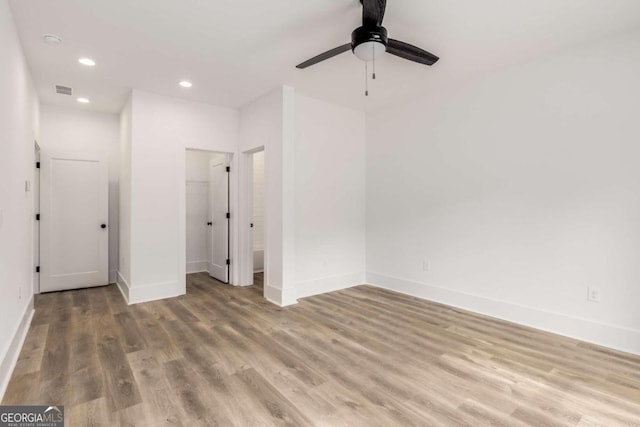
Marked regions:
[353,41,386,62]
[351,25,388,62]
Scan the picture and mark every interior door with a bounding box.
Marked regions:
[40,152,109,292]
[208,158,229,283]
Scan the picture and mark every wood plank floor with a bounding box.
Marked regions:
[3,273,640,426]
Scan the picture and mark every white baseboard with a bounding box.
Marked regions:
[116,271,130,304]
[296,271,365,299]
[186,261,208,274]
[281,288,298,307]
[367,271,640,356]
[0,296,35,401]
[264,285,298,307]
[129,280,184,305]
[117,272,184,305]
[263,284,282,306]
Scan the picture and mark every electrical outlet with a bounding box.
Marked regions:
[422,260,430,272]
[587,287,601,303]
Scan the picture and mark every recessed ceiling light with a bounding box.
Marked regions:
[179,81,193,88]
[77,97,90,104]
[78,58,96,66]
[43,34,62,45]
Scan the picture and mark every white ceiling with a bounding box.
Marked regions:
[9,0,640,114]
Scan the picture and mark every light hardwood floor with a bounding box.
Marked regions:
[3,273,640,426]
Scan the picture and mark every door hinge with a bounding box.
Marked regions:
[36,214,40,221]
[226,212,230,219]
[36,266,40,273]
[226,259,230,265]
[36,162,40,169]
[225,166,230,173]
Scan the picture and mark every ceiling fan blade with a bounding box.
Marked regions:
[362,0,387,27]
[296,44,352,69]
[387,39,439,66]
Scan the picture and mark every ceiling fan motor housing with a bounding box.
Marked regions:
[351,25,388,54]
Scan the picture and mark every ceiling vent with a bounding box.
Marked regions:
[55,85,72,96]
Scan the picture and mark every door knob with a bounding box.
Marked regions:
[101,224,107,229]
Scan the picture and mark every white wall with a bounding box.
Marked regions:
[118,95,132,290]
[39,104,120,283]
[120,86,364,308]
[294,94,366,298]
[186,149,213,181]
[0,0,39,399]
[239,87,296,305]
[239,88,366,303]
[118,90,239,304]
[366,30,640,354]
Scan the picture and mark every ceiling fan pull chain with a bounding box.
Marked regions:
[365,61,369,96]
[372,44,376,80]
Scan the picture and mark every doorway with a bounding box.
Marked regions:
[185,149,231,284]
[238,147,267,293]
[251,150,265,291]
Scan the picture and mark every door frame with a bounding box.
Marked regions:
[180,148,237,289]
[33,141,40,294]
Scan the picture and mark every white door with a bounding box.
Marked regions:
[208,158,229,283]
[40,152,109,292]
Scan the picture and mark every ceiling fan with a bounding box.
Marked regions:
[296,0,439,70]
